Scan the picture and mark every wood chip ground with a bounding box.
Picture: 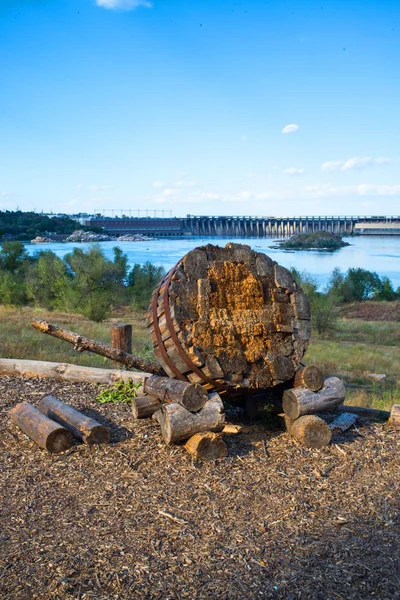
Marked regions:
[1,376,399,599]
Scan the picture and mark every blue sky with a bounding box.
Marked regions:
[1,0,399,217]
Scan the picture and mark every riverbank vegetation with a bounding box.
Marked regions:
[0,210,101,240]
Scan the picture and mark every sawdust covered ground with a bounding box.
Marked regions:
[1,376,399,600]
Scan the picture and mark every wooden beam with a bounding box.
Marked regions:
[0,358,148,389]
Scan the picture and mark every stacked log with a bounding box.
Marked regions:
[280,375,347,448]
[147,243,311,394]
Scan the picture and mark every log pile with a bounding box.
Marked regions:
[10,397,110,453]
[147,243,311,393]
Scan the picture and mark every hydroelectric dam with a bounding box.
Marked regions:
[82,214,400,237]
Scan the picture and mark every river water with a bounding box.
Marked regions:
[25,235,400,290]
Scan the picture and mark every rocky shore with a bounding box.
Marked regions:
[65,230,155,243]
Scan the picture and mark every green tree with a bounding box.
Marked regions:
[64,244,128,321]
[341,268,381,302]
[373,276,398,301]
[128,262,165,309]
[26,250,71,310]
[0,241,29,272]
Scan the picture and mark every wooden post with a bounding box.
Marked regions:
[38,395,110,445]
[184,432,228,460]
[389,404,400,427]
[111,323,132,355]
[132,395,161,419]
[144,375,208,412]
[10,402,73,453]
[282,377,345,420]
[293,365,324,392]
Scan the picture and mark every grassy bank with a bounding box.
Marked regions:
[0,305,398,410]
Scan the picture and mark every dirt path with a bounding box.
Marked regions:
[1,376,399,599]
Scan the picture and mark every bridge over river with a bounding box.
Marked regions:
[83,215,400,237]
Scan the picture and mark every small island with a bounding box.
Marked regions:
[275,231,350,251]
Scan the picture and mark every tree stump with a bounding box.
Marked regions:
[147,243,311,394]
[279,413,332,448]
[10,402,73,453]
[184,432,228,460]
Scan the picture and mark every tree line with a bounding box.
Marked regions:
[0,241,165,321]
[0,240,398,325]
[0,210,101,240]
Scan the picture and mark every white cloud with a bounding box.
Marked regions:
[282,167,304,176]
[153,181,165,188]
[282,124,299,134]
[321,160,344,172]
[240,135,248,141]
[95,0,152,10]
[321,157,391,172]
[305,183,400,197]
[341,156,391,171]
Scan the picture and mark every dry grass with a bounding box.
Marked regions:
[1,375,400,600]
[0,305,399,410]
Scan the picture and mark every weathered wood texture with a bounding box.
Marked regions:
[111,323,132,355]
[0,358,148,389]
[31,318,165,376]
[282,377,346,420]
[293,365,323,392]
[143,375,208,412]
[279,413,332,448]
[329,412,358,433]
[184,432,228,460]
[389,404,400,427]
[154,392,226,444]
[132,395,161,419]
[38,395,109,445]
[147,243,311,394]
[10,402,73,453]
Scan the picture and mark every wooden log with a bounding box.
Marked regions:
[0,358,148,389]
[155,392,225,444]
[143,375,208,412]
[10,402,73,453]
[184,432,228,460]
[389,404,400,427]
[279,413,332,448]
[293,365,324,392]
[282,377,346,420]
[38,395,109,445]
[132,395,161,419]
[328,412,358,433]
[335,404,390,420]
[111,323,132,355]
[31,318,165,376]
[147,243,311,393]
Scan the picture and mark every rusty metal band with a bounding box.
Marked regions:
[162,265,230,393]
[151,269,188,382]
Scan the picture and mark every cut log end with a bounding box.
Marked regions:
[46,429,74,453]
[282,414,332,449]
[184,432,228,460]
[294,365,324,392]
[83,425,110,445]
[132,395,161,419]
[389,404,400,427]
